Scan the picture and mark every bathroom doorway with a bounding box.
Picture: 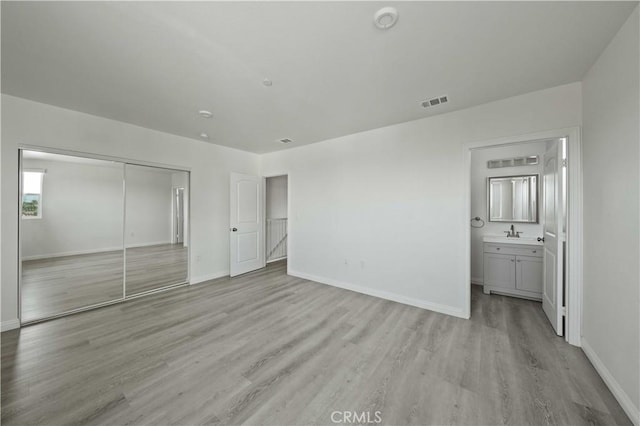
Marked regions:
[464,128,582,346]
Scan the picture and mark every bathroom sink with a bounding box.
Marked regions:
[482,235,543,246]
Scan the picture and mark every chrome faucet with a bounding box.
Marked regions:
[504,224,521,238]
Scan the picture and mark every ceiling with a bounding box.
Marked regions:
[2,2,636,153]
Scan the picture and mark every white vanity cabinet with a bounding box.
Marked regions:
[483,242,543,300]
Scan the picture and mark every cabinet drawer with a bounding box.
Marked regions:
[484,243,542,258]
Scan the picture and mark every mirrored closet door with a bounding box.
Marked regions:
[20,150,190,323]
[124,164,189,296]
[20,151,125,322]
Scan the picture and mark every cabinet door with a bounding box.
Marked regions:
[516,256,543,293]
[484,254,516,289]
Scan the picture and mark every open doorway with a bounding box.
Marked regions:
[265,175,288,263]
[465,129,582,345]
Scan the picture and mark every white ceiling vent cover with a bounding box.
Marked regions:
[421,95,449,108]
[278,138,293,144]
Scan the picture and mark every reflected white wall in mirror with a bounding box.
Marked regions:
[488,175,538,223]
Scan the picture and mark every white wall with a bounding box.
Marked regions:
[124,165,173,247]
[261,82,581,317]
[1,94,260,327]
[582,6,639,423]
[266,175,288,219]
[21,158,125,259]
[470,142,547,284]
[22,158,182,259]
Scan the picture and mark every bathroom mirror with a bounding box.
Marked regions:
[488,174,538,223]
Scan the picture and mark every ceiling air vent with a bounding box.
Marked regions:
[278,138,293,144]
[421,95,449,109]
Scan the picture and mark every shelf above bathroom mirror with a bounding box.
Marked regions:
[487,174,538,223]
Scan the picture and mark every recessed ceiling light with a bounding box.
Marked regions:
[200,132,209,139]
[263,78,273,87]
[198,110,213,119]
[374,7,399,30]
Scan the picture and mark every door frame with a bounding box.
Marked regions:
[172,186,185,245]
[463,127,582,346]
[263,173,290,272]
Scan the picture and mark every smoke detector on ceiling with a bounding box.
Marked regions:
[421,95,449,109]
[278,138,293,144]
[198,110,213,119]
[374,7,399,30]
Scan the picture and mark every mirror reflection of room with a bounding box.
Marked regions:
[488,175,538,223]
[20,151,125,322]
[124,164,189,296]
[20,150,190,323]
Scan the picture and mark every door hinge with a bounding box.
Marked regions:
[561,306,567,316]
[562,159,568,168]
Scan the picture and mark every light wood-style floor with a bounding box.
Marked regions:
[21,244,188,322]
[2,261,630,425]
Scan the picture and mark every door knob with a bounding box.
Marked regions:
[231,227,238,232]
[537,237,545,242]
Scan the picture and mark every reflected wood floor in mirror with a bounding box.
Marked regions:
[3,261,630,425]
[125,244,188,296]
[21,244,187,322]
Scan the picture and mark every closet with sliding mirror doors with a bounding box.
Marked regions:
[19,149,190,324]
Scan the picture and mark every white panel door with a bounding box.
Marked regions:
[230,173,264,277]
[542,140,564,335]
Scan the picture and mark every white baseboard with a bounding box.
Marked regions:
[23,241,173,260]
[288,270,467,319]
[471,276,484,285]
[267,256,287,264]
[23,246,124,260]
[1,319,20,332]
[126,241,173,249]
[582,338,639,426]
[190,271,229,285]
